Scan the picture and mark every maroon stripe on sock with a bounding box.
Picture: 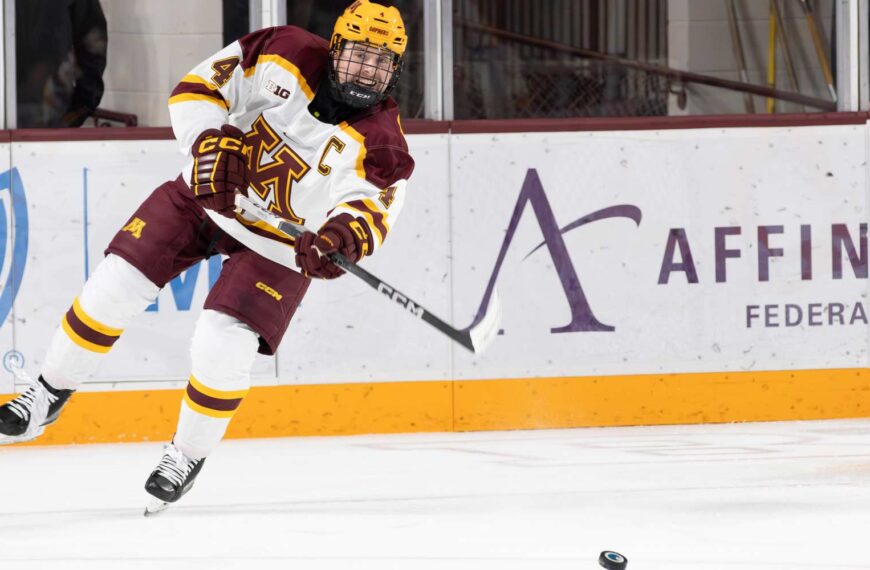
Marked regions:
[65,307,119,348]
[186,383,243,412]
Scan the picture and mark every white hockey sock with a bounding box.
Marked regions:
[41,254,159,390]
[174,310,258,460]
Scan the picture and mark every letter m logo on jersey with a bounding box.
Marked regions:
[0,168,28,329]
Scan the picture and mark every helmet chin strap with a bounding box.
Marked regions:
[322,74,379,110]
[335,81,382,108]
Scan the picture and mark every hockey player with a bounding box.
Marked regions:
[0,0,414,513]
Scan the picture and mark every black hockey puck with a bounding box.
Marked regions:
[598,551,627,570]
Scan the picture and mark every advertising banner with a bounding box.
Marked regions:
[450,125,869,379]
[2,124,868,395]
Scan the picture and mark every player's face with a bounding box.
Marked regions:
[334,41,396,93]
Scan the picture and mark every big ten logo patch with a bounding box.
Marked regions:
[265,80,291,99]
[147,256,223,312]
[0,168,28,329]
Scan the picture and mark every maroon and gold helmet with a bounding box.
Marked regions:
[328,0,407,108]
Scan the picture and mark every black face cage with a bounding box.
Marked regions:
[329,40,404,108]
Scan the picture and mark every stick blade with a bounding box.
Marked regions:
[467,288,501,354]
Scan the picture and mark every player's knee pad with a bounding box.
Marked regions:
[78,253,160,328]
[189,309,259,393]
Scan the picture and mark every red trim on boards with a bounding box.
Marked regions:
[10,127,174,142]
[447,112,870,134]
[402,119,450,134]
[1,112,867,142]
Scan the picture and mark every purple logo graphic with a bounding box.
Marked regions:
[470,169,641,333]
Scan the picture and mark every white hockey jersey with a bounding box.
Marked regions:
[168,25,414,268]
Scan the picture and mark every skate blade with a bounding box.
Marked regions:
[0,426,45,446]
[144,497,171,517]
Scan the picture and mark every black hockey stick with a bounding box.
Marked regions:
[234,194,501,354]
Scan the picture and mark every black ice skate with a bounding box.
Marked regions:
[144,442,206,516]
[0,374,74,445]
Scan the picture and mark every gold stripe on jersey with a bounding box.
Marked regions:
[360,198,390,233]
[244,54,315,100]
[338,123,367,180]
[72,298,123,337]
[178,74,220,91]
[342,200,388,245]
[168,93,230,111]
[353,209,381,246]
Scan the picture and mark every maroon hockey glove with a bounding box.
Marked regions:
[191,124,248,218]
[294,232,344,280]
[294,214,374,279]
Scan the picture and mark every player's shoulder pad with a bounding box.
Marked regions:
[350,98,415,188]
[239,25,329,86]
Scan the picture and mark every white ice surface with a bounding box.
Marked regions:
[1,419,870,570]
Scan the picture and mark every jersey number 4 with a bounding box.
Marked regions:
[211,57,240,87]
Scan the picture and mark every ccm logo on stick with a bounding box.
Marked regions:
[378,284,424,318]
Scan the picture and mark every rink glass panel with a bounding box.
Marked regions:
[450,0,842,119]
[2,0,849,126]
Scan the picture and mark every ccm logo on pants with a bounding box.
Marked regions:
[255,282,283,301]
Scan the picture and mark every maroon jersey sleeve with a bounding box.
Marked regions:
[352,98,415,188]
